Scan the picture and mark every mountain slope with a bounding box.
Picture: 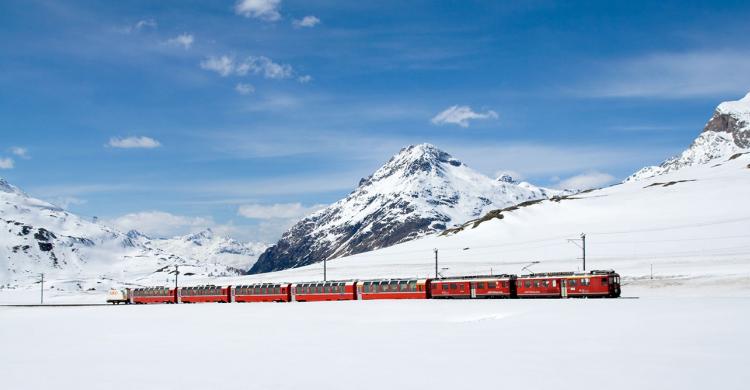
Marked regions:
[627,92,750,182]
[149,229,267,271]
[249,144,569,274]
[0,179,260,290]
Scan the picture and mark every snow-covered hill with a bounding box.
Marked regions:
[249,143,570,274]
[0,179,261,291]
[627,92,750,182]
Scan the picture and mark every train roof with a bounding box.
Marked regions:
[433,274,514,282]
[520,269,618,278]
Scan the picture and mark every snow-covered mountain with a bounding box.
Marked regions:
[0,179,261,290]
[627,92,750,182]
[249,143,570,274]
[149,229,267,271]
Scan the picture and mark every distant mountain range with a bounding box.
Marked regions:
[249,143,572,274]
[0,181,265,289]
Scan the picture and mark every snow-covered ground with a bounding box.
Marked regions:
[1,298,748,389]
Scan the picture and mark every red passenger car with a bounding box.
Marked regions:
[562,270,621,298]
[179,285,231,303]
[234,283,291,303]
[131,286,176,304]
[357,278,431,300]
[517,270,621,298]
[291,280,357,302]
[431,275,514,299]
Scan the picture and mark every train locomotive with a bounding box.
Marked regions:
[112,270,621,304]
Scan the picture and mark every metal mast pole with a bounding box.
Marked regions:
[581,233,586,271]
[40,273,44,305]
[434,249,438,278]
[324,257,327,282]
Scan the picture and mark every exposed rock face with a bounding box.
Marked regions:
[249,143,568,274]
[626,92,750,182]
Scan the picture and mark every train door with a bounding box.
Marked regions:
[470,282,477,299]
[230,287,235,303]
[290,285,297,302]
[560,279,568,298]
[356,283,363,300]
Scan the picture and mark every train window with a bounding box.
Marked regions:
[524,281,531,288]
[601,277,608,285]
[450,283,457,290]
[409,282,417,291]
[534,281,540,288]
[569,280,577,287]
[488,282,496,289]
[543,280,549,287]
[477,282,485,289]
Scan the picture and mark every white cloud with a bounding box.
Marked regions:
[51,196,87,209]
[583,50,750,98]
[200,56,235,77]
[200,55,294,79]
[293,15,320,28]
[118,19,157,34]
[10,146,28,159]
[108,136,161,149]
[166,33,194,50]
[235,83,255,95]
[555,171,616,191]
[107,211,218,239]
[234,0,282,21]
[237,202,326,220]
[0,157,14,169]
[297,75,312,83]
[431,105,498,128]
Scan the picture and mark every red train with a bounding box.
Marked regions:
[122,270,621,304]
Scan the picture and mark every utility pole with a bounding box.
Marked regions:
[582,233,586,271]
[323,257,327,282]
[567,233,586,271]
[40,273,44,305]
[433,249,438,278]
[174,265,179,290]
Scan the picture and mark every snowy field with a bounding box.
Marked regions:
[1,298,748,389]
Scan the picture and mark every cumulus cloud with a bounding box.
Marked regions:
[431,105,498,128]
[200,55,294,79]
[10,146,28,159]
[237,202,326,220]
[51,196,87,209]
[166,33,194,49]
[293,15,320,28]
[0,157,14,169]
[235,0,282,21]
[108,136,161,149]
[235,83,255,95]
[118,19,157,34]
[556,171,616,191]
[200,56,234,77]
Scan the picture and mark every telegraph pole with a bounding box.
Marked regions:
[567,233,586,271]
[433,249,438,278]
[174,265,179,290]
[581,233,586,271]
[40,273,44,305]
[323,257,327,282]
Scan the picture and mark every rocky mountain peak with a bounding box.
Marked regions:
[0,178,25,196]
[497,174,517,184]
[626,92,750,182]
[249,144,569,275]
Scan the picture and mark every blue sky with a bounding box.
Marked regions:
[2,0,750,242]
